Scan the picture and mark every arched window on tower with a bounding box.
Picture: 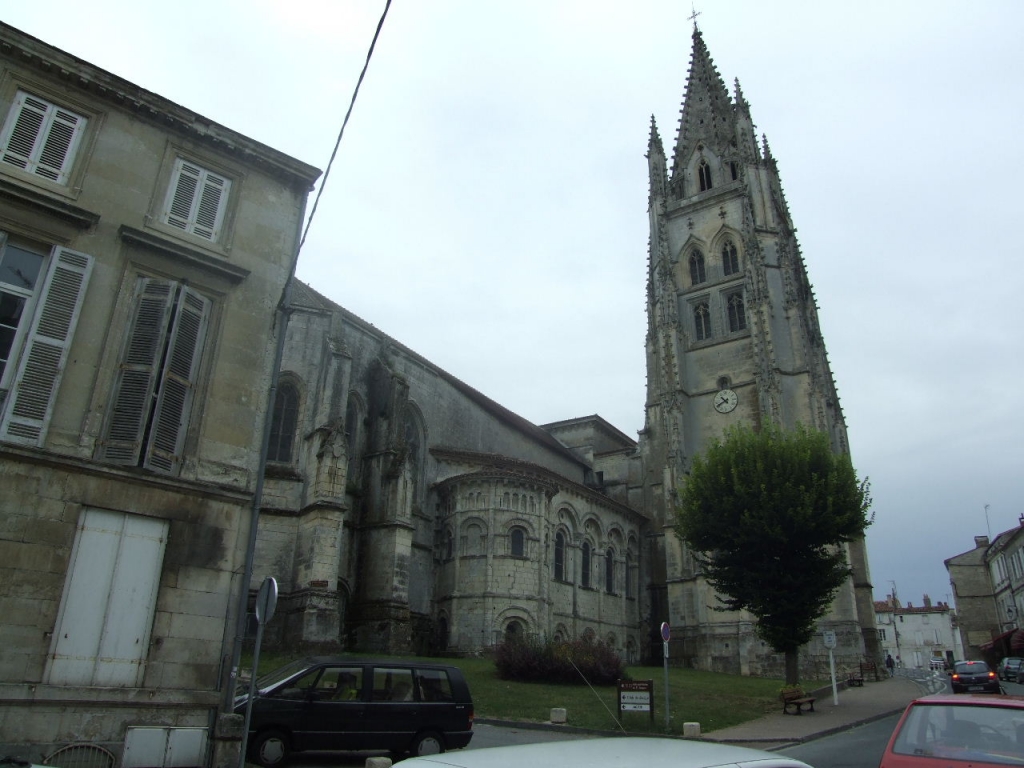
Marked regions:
[728,292,747,332]
[605,547,615,593]
[694,301,711,341]
[698,160,713,191]
[581,541,592,588]
[722,240,739,276]
[267,381,299,462]
[554,531,566,581]
[689,250,706,285]
[510,527,526,558]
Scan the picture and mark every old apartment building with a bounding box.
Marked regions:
[0,22,318,765]
[874,594,963,669]
[947,519,1024,661]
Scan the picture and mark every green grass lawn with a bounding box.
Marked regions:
[243,650,821,736]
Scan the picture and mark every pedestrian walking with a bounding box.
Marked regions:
[886,652,896,677]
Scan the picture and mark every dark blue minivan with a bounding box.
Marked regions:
[236,657,474,766]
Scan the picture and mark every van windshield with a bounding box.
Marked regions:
[255,659,312,694]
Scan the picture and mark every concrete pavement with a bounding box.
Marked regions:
[702,673,935,750]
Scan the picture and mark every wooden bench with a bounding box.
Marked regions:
[847,670,864,687]
[781,688,816,715]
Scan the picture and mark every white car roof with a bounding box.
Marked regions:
[402,737,813,768]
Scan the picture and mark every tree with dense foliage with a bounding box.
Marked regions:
[675,423,871,685]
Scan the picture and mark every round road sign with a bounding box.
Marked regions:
[661,622,671,642]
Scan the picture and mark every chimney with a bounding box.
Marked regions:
[976,535,990,548]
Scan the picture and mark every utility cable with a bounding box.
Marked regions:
[299,0,392,252]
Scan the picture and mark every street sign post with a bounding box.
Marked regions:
[660,622,671,731]
[240,577,278,768]
[823,629,838,705]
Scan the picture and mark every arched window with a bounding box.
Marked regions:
[728,292,747,332]
[505,620,523,643]
[694,302,711,341]
[554,532,566,581]
[625,552,634,598]
[698,160,713,191]
[722,241,739,276]
[605,547,615,593]
[581,541,592,588]
[267,381,299,462]
[689,250,706,285]
[445,529,454,561]
[345,395,362,487]
[510,527,526,557]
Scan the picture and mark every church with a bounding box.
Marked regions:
[253,25,879,677]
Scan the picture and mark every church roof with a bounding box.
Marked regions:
[287,279,594,471]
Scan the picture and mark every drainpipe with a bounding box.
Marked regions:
[221,190,309,712]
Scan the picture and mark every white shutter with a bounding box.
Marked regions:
[144,286,210,473]
[162,158,230,241]
[0,246,93,446]
[47,509,168,687]
[99,279,176,465]
[0,91,86,184]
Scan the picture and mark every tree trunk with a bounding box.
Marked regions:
[785,648,800,685]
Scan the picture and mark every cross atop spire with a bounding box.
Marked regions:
[688,4,702,30]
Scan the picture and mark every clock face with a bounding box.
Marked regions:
[713,389,738,413]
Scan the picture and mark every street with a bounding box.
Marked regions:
[287,667,1024,768]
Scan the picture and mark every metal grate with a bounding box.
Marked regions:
[43,744,115,768]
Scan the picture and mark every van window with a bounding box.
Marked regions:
[417,669,454,702]
[373,667,415,701]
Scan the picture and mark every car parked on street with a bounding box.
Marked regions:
[950,660,1001,694]
[881,693,1024,767]
[400,736,813,768]
[997,656,1023,681]
[236,656,474,766]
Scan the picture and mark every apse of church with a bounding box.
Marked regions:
[249,25,876,678]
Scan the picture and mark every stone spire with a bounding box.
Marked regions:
[647,115,667,199]
[670,26,735,180]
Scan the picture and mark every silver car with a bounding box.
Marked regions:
[401,736,813,768]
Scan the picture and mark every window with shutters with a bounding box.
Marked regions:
[0,91,88,186]
[98,277,211,475]
[0,232,93,446]
[161,157,231,242]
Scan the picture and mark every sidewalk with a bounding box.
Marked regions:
[703,674,928,750]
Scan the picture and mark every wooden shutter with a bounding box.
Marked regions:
[144,286,210,474]
[0,91,86,184]
[47,509,167,687]
[100,279,176,464]
[163,158,230,241]
[0,247,93,445]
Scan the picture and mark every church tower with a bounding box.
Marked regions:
[639,25,878,674]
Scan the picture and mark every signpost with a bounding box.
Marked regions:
[618,679,654,725]
[823,629,838,706]
[661,622,671,731]
[239,577,278,768]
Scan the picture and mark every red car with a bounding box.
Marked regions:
[880,693,1024,767]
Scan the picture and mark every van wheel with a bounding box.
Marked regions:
[410,731,445,756]
[251,730,290,767]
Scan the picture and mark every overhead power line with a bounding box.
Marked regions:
[299,0,393,252]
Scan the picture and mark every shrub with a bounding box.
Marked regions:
[493,635,627,685]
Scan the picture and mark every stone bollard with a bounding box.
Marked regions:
[366,757,393,768]
[550,707,568,724]
[683,722,701,738]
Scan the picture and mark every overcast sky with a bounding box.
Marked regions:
[7,1,1023,614]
